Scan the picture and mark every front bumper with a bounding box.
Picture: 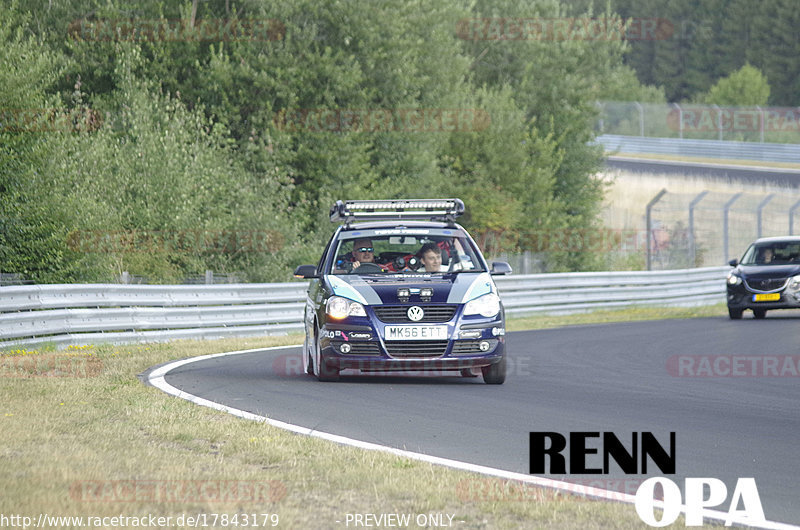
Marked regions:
[726,286,800,310]
[319,315,505,373]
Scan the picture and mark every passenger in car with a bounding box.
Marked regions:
[417,242,449,272]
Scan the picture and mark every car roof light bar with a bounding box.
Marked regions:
[330,199,465,225]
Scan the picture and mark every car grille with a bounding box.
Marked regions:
[384,341,448,358]
[744,278,788,292]
[451,339,499,355]
[372,305,457,323]
[331,341,381,355]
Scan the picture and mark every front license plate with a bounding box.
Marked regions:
[385,325,448,341]
[753,293,780,302]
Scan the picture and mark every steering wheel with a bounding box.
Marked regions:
[352,262,385,274]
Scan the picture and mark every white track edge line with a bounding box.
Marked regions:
[146,345,799,530]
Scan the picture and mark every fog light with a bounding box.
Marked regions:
[339,343,351,354]
[479,341,490,352]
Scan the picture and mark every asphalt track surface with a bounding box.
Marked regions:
[606,156,800,187]
[162,315,800,526]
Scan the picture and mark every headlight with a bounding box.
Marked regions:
[789,275,800,290]
[326,296,366,319]
[464,292,501,318]
[727,273,742,286]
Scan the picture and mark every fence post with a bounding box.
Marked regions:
[634,101,644,137]
[756,194,775,238]
[756,105,764,143]
[689,191,709,267]
[789,199,800,235]
[672,103,683,139]
[723,193,743,263]
[595,101,604,133]
[646,189,667,271]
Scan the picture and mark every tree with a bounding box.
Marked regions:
[701,63,770,106]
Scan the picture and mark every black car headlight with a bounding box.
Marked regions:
[464,293,501,318]
[727,273,742,286]
[789,275,800,290]
[326,296,367,319]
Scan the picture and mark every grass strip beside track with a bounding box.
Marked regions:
[0,308,725,529]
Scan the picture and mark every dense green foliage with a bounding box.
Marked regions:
[699,64,771,106]
[604,0,799,105]
[6,0,787,282]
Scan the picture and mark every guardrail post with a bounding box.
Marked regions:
[121,271,130,284]
[646,189,668,271]
[205,270,213,285]
[689,191,709,267]
[789,199,800,235]
[723,193,743,263]
[756,194,775,238]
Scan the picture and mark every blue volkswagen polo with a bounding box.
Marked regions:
[293,199,512,383]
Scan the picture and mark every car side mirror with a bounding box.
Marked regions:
[728,259,738,267]
[293,264,318,279]
[490,261,512,275]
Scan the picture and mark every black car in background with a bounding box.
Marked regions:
[726,236,800,319]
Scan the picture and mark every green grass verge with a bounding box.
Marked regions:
[506,303,728,332]
[0,309,726,529]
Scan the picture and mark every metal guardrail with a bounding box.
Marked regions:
[495,266,728,316]
[0,267,728,349]
[597,134,800,163]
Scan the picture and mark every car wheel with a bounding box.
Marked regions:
[460,368,478,378]
[753,308,767,319]
[482,356,506,385]
[728,307,743,320]
[313,326,340,382]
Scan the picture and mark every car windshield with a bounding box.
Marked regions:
[330,231,485,275]
[740,242,800,265]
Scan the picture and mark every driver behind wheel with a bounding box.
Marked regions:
[336,238,388,273]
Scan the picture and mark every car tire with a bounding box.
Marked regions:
[753,308,767,319]
[482,356,506,385]
[313,326,340,382]
[460,368,478,378]
[728,307,743,320]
